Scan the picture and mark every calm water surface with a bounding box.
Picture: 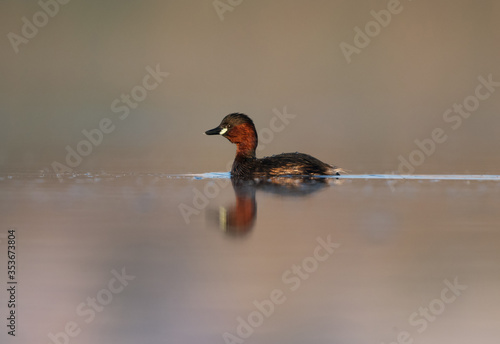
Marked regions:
[1,173,499,344]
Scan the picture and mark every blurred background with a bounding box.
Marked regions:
[1,0,499,175]
[1,2,500,343]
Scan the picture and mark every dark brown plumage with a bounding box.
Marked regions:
[205,113,344,178]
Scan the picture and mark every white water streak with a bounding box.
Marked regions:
[173,173,500,181]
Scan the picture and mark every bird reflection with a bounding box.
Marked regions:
[208,176,342,236]
[217,178,257,235]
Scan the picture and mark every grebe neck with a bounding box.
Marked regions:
[236,140,257,158]
[234,123,258,158]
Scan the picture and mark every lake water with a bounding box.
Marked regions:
[1,172,499,344]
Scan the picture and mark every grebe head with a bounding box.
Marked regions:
[205,113,258,157]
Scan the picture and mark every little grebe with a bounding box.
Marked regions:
[205,113,344,178]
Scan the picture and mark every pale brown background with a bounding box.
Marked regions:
[1,2,500,344]
[1,0,499,174]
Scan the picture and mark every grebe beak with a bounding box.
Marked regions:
[205,127,227,135]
